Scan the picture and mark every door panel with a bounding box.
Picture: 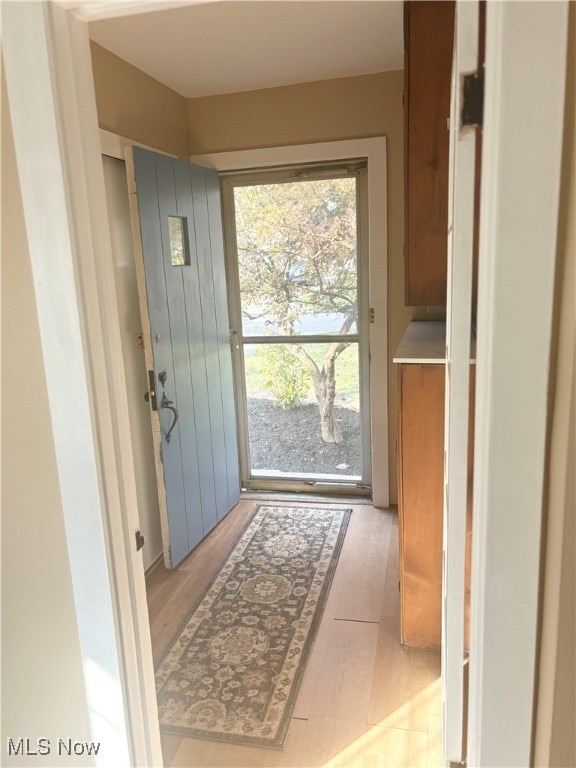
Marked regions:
[155,156,207,552]
[206,170,242,511]
[131,149,190,565]
[128,147,239,568]
[189,164,231,521]
[171,161,219,533]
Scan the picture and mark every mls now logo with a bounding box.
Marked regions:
[7,737,101,756]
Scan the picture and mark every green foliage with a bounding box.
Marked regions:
[244,344,359,410]
[257,345,309,410]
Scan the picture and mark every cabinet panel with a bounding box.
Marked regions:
[397,363,445,650]
[404,1,455,306]
[397,360,475,651]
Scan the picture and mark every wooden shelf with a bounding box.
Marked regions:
[393,320,446,364]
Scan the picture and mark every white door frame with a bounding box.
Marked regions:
[191,139,389,506]
[2,1,569,765]
[467,2,568,766]
[442,1,478,762]
[2,3,163,765]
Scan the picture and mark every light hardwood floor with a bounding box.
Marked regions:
[146,501,442,767]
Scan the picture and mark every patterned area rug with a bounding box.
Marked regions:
[155,504,351,748]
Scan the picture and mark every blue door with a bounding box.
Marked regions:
[128,147,239,567]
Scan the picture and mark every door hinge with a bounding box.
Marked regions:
[369,308,375,324]
[135,530,145,552]
[461,70,484,128]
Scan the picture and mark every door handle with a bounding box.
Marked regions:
[161,393,179,443]
[144,370,158,410]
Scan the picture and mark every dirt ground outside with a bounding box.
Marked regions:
[247,397,362,477]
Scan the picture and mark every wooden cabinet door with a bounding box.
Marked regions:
[404,1,455,306]
[396,361,475,655]
[397,363,445,650]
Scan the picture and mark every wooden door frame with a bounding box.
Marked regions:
[2,1,569,765]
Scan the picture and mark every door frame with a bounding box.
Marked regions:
[191,137,389,506]
[442,1,479,762]
[2,3,164,765]
[2,2,569,766]
[467,2,569,765]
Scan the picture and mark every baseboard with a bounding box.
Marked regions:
[145,553,164,580]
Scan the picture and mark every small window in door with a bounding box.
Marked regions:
[168,216,189,266]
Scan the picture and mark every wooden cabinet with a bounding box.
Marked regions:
[395,321,475,651]
[397,362,445,650]
[404,1,455,306]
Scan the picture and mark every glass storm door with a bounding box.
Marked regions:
[222,164,371,495]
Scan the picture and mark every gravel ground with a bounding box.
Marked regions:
[247,397,362,476]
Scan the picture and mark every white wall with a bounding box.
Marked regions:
[102,156,162,570]
[1,78,94,767]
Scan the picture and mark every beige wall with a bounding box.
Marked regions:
[534,6,576,766]
[187,72,401,154]
[91,41,190,158]
[188,71,412,503]
[1,79,94,766]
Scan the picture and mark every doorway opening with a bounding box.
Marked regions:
[221,163,371,496]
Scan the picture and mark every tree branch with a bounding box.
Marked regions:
[324,312,357,367]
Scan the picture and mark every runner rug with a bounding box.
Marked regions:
[155,504,351,748]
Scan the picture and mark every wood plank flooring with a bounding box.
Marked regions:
[146,501,442,767]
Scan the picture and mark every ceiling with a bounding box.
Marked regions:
[89,1,404,98]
